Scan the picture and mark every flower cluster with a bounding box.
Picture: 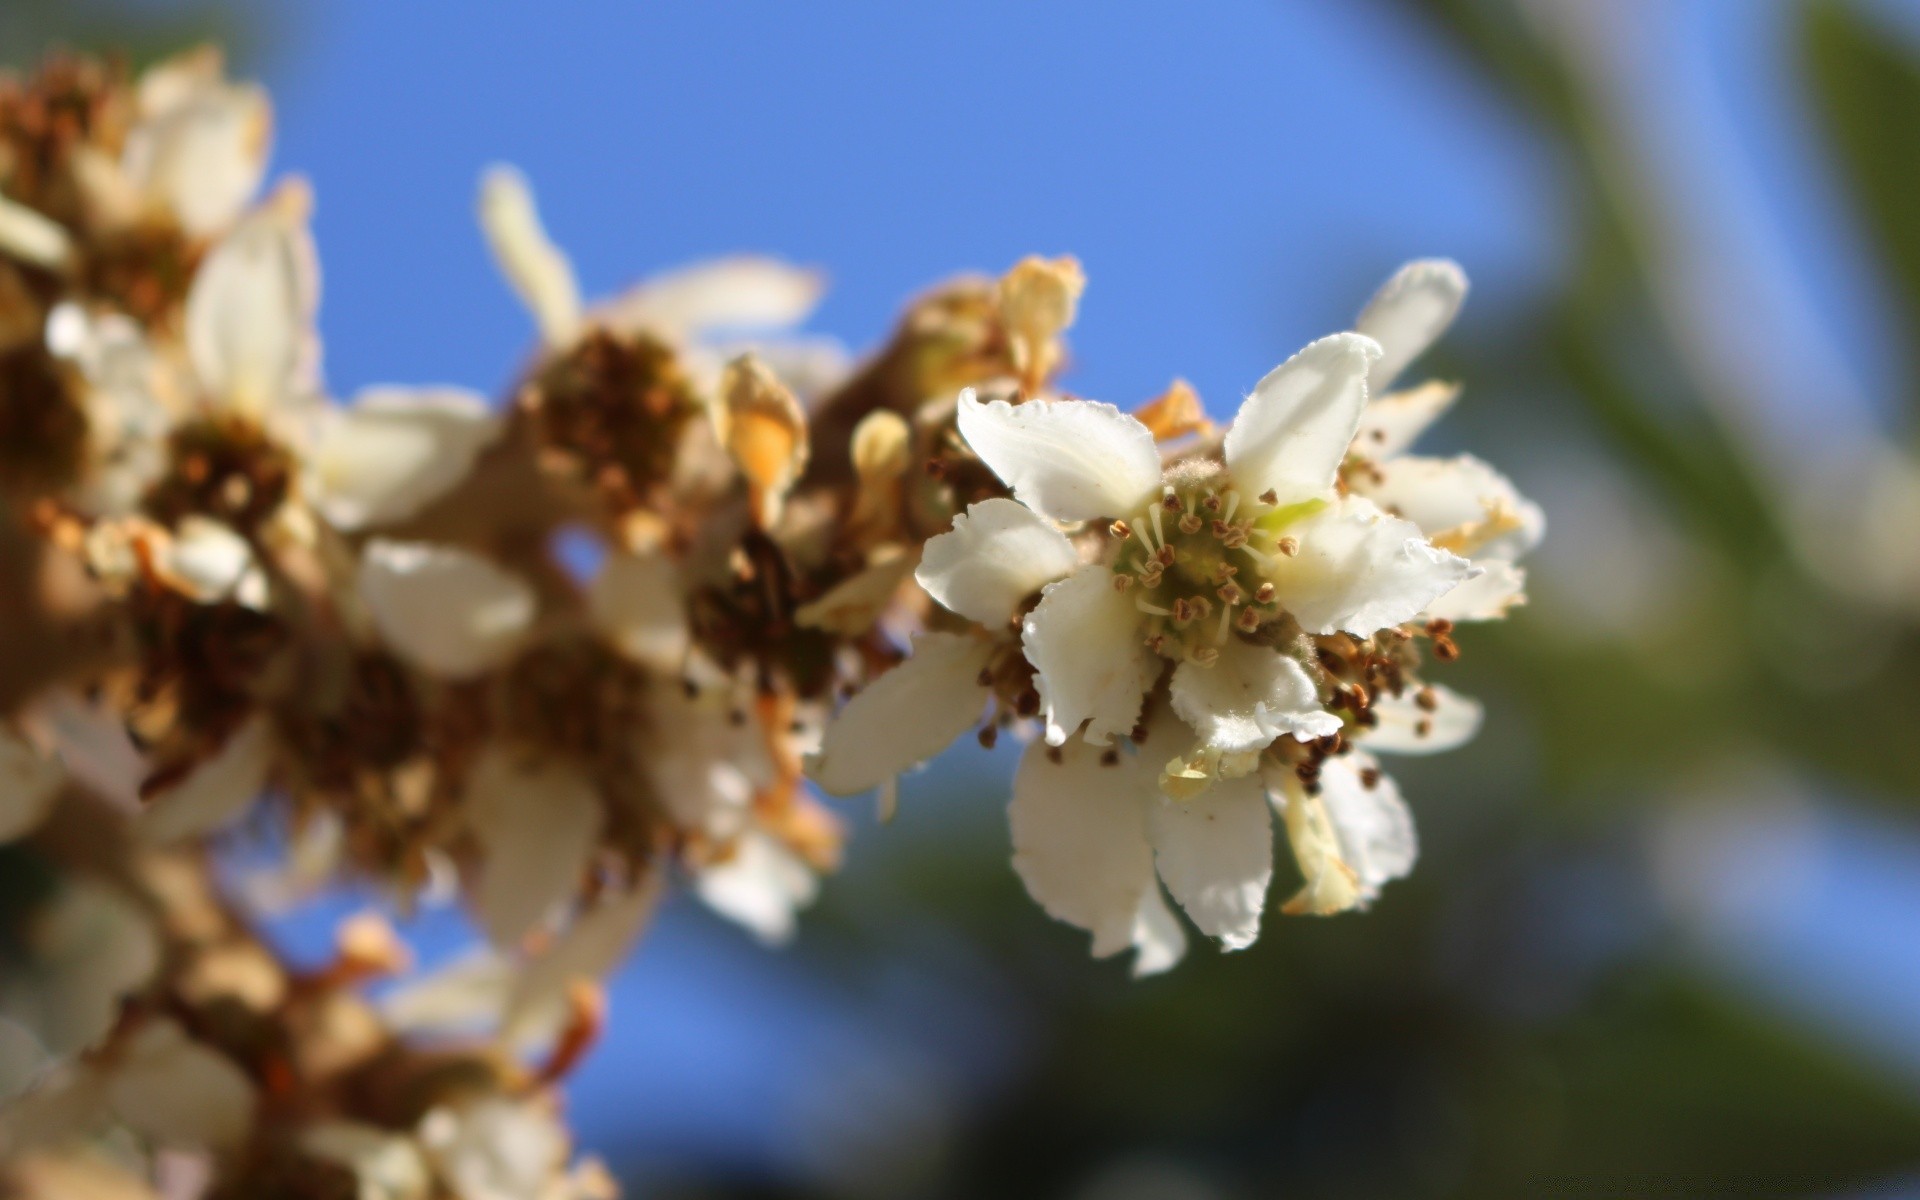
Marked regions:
[0,46,1536,1197]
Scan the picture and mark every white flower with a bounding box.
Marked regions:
[418,1095,569,1200]
[43,304,172,517]
[303,387,501,531]
[694,828,820,945]
[120,48,272,239]
[301,1121,433,1200]
[138,713,275,845]
[184,183,322,422]
[463,748,604,948]
[1348,260,1543,621]
[358,541,536,680]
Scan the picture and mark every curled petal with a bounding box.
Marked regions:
[1355,258,1467,394]
[1365,683,1483,755]
[1355,453,1544,561]
[956,391,1162,523]
[1224,333,1380,506]
[1008,737,1158,963]
[808,632,991,798]
[1168,639,1340,766]
[1022,566,1159,746]
[1351,380,1458,461]
[306,387,500,531]
[598,256,824,338]
[477,165,581,347]
[1262,495,1475,636]
[359,541,536,680]
[465,748,603,948]
[916,498,1079,625]
[1147,775,1272,951]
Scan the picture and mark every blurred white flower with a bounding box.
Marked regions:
[358,541,537,680]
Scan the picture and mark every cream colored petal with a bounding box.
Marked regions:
[1007,736,1157,962]
[1355,258,1467,394]
[1354,453,1544,561]
[121,80,270,237]
[1365,683,1482,756]
[794,550,916,636]
[808,632,991,797]
[0,192,72,269]
[163,517,268,609]
[1127,886,1188,978]
[35,690,145,811]
[464,748,603,948]
[640,678,768,838]
[597,256,825,337]
[139,715,273,844]
[1262,495,1476,636]
[477,165,581,347]
[1,877,159,1059]
[589,551,688,670]
[956,391,1162,523]
[1351,380,1458,461]
[307,388,500,531]
[501,881,659,1052]
[916,498,1079,625]
[1147,774,1272,951]
[301,1121,434,1200]
[1223,333,1380,505]
[418,1096,567,1200]
[1021,566,1159,746]
[1168,639,1339,762]
[1271,772,1362,917]
[1424,559,1526,622]
[380,950,515,1040]
[359,541,535,680]
[695,830,819,945]
[106,1019,255,1151]
[1317,753,1416,902]
[0,726,63,843]
[185,186,319,416]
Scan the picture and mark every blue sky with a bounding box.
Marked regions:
[234,0,1920,1186]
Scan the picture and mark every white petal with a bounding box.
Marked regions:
[464,748,603,948]
[916,498,1079,625]
[12,879,160,1057]
[35,690,145,812]
[596,256,824,337]
[418,1097,566,1200]
[1021,566,1159,746]
[477,165,581,347]
[1147,774,1272,950]
[107,1019,255,1151]
[1317,753,1417,901]
[139,715,273,844]
[359,542,535,680]
[307,388,500,531]
[0,726,63,843]
[165,517,268,609]
[808,632,991,797]
[589,551,688,670]
[1354,454,1544,561]
[1168,639,1340,762]
[956,391,1162,523]
[1007,736,1157,961]
[1425,559,1527,622]
[1355,259,1467,394]
[501,882,658,1051]
[1223,332,1380,505]
[793,550,916,636]
[695,830,819,945]
[639,679,768,838]
[1262,495,1476,636]
[121,80,270,237]
[1127,886,1188,978]
[185,193,319,416]
[0,191,72,269]
[302,1121,434,1200]
[1351,380,1458,461]
[381,950,516,1040]
[1365,683,1482,755]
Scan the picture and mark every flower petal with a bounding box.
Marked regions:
[1318,753,1416,903]
[1355,259,1467,394]
[359,541,536,680]
[1354,454,1544,561]
[164,517,269,609]
[956,391,1162,523]
[477,165,582,347]
[1224,333,1380,505]
[1262,495,1476,636]
[1365,683,1483,755]
[597,256,825,337]
[306,388,500,531]
[185,187,319,416]
[1168,639,1340,764]
[139,715,274,844]
[1022,566,1159,746]
[502,882,660,1051]
[1147,774,1272,951]
[589,552,689,671]
[121,77,271,237]
[1351,380,1457,461]
[0,725,64,844]
[696,830,819,945]
[1128,886,1188,978]
[916,498,1079,625]
[1008,736,1157,962]
[465,748,603,948]
[107,1019,256,1151]
[1425,559,1527,622]
[0,191,73,269]
[808,632,991,797]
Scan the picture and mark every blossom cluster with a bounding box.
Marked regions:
[0,48,1537,1198]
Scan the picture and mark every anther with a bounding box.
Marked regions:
[1162,492,1182,511]
[1415,686,1437,712]
[1156,544,1177,567]
[1236,606,1262,632]
[1100,748,1120,767]
[1109,520,1131,538]
[1201,493,1222,513]
[1112,574,1134,593]
[1276,536,1299,556]
[977,724,998,749]
[1046,746,1064,764]
[1253,582,1276,604]
[1178,511,1203,534]
[1258,489,1278,505]
[1216,582,1244,606]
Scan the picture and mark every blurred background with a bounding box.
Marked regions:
[12,0,1920,1195]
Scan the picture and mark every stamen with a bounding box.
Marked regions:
[1148,501,1166,548]
[1215,602,1234,644]
[1221,492,1240,522]
[1135,597,1173,617]
[1276,536,1299,556]
[1253,581,1276,604]
[1111,573,1134,593]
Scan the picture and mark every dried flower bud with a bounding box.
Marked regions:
[995,254,1084,390]
[718,352,809,530]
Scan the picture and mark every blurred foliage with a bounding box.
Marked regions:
[0,0,253,72]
